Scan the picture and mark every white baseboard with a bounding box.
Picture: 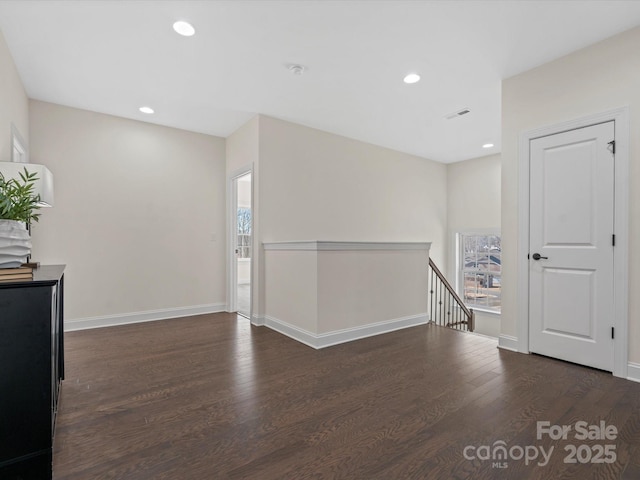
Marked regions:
[264,316,319,348]
[251,314,265,326]
[469,331,499,342]
[498,334,519,352]
[64,303,227,332]
[628,362,640,383]
[495,340,639,382]
[263,313,428,349]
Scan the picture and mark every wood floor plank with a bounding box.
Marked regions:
[53,314,640,479]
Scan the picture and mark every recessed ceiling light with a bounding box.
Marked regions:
[482,143,494,149]
[173,21,195,37]
[403,73,420,84]
[139,106,154,114]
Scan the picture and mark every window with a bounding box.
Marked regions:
[458,232,501,313]
[237,207,251,258]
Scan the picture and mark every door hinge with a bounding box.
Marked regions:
[608,140,616,154]
[611,327,615,339]
[612,234,616,246]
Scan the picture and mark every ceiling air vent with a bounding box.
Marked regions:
[445,108,471,120]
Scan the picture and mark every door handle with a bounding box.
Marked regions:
[532,253,548,260]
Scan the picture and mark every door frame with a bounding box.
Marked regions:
[517,106,629,378]
[227,166,253,316]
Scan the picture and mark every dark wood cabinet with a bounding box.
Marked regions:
[0,265,65,480]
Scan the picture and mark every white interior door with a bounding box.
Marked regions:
[529,121,614,371]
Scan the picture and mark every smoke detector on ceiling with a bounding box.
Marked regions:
[288,64,306,75]
[445,108,471,120]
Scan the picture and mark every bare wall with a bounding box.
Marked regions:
[447,154,501,234]
[258,116,448,262]
[256,116,447,323]
[29,100,227,323]
[0,29,28,162]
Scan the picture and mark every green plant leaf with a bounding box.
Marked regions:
[0,167,42,223]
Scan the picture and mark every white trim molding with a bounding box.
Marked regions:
[628,363,640,383]
[263,316,318,348]
[64,303,227,332]
[263,314,428,349]
[263,241,431,251]
[469,331,500,342]
[498,335,519,352]
[517,106,629,378]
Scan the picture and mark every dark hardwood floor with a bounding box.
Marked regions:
[53,313,640,479]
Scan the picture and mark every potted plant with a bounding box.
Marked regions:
[0,167,41,268]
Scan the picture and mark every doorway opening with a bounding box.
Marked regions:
[232,172,252,318]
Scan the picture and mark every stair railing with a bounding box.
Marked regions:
[428,258,474,332]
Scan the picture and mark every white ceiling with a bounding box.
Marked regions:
[1,1,640,163]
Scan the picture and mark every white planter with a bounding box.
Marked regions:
[0,220,31,268]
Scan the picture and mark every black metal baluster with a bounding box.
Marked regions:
[428,258,473,332]
[448,286,451,328]
[429,266,433,322]
[434,273,438,326]
[438,276,443,326]
[435,275,439,326]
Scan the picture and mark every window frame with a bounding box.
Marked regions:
[455,230,502,314]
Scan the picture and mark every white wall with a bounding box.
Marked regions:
[317,248,429,333]
[226,115,258,175]
[0,29,28,162]
[447,154,501,233]
[447,154,501,337]
[29,101,227,325]
[502,26,640,363]
[256,116,447,324]
[264,249,318,332]
[258,116,447,259]
[263,242,429,347]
